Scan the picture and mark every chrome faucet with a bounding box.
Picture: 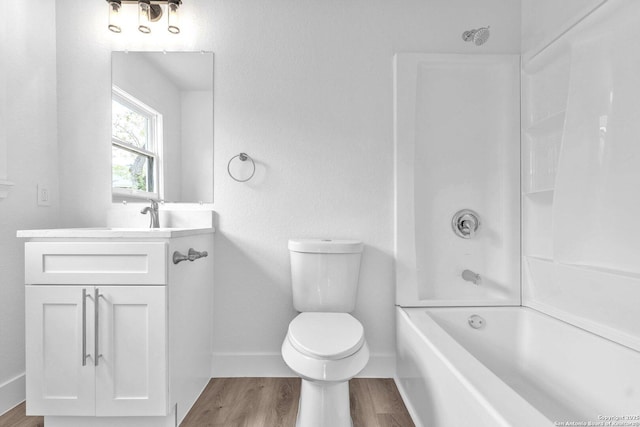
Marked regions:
[462,269,481,285]
[140,199,159,228]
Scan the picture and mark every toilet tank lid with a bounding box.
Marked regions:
[288,239,363,254]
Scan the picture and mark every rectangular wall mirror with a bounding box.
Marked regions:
[111,51,213,204]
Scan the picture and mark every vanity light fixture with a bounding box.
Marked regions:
[138,0,153,33]
[167,0,181,34]
[108,0,122,33]
[106,0,182,34]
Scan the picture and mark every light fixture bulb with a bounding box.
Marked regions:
[108,0,122,33]
[138,0,151,34]
[167,0,180,34]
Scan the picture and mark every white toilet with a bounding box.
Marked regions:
[282,239,369,427]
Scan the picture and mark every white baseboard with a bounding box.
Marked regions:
[211,352,395,378]
[211,353,295,377]
[0,373,25,417]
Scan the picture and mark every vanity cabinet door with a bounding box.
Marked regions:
[95,286,168,416]
[25,286,96,416]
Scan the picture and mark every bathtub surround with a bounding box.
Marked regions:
[522,0,640,352]
[394,1,640,426]
[395,53,521,306]
[520,0,605,53]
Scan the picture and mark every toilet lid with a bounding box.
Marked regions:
[287,313,365,360]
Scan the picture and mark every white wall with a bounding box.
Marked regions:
[208,0,521,377]
[55,0,520,376]
[0,1,60,415]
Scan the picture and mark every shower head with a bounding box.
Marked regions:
[473,26,490,45]
[462,26,490,46]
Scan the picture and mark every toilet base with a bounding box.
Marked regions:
[296,379,353,427]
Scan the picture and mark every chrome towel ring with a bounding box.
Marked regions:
[227,152,256,182]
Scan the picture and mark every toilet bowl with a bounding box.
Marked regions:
[282,312,369,427]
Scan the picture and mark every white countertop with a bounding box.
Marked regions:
[17,227,215,239]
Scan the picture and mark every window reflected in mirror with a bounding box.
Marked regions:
[112,87,161,198]
[111,51,213,204]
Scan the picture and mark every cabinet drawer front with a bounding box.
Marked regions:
[26,242,166,285]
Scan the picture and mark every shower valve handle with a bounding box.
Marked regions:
[452,209,480,239]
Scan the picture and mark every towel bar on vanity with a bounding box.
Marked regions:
[173,248,209,264]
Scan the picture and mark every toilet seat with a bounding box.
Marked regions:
[282,312,370,415]
[287,313,365,360]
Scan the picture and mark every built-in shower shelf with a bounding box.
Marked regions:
[562,262,640,280]
[525,255,640,280]
[525,255,554,263]
[524,188,554,196]
[525,110,566,134]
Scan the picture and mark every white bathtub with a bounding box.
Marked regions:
[395,306,640,427]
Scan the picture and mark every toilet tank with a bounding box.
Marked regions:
[288,239,363,312]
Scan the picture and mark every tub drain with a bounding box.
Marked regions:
[468,314,485,329]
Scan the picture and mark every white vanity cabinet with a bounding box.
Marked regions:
[25,285,167,417]
[19,228,214,427]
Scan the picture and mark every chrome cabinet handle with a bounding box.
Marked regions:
[173,248,208,264]
[95,288,102,366]
[82,288,89,366]
[173,251,188,264]
[188,248,208,261]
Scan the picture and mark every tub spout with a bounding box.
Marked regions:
[462,269,481,285]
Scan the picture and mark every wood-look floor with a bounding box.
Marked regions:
[0,402,43,427]
[0,378,414,427]
[181,378,414,427]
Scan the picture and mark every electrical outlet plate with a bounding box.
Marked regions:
[37,183,51,207]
